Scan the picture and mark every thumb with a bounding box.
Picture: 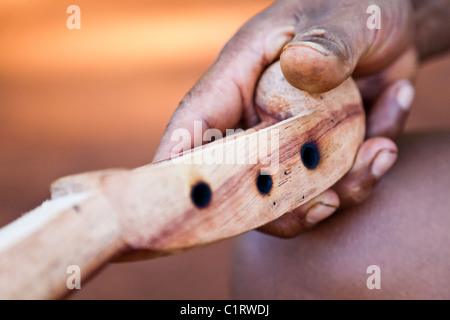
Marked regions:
[280,27,355,93]
[280,1,413,93]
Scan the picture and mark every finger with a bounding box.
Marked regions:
[366,79,415,140]
[280,0,414,93]
[258,190,339,238]
[333,137,398,208]
[356,47,418,106]
[153,2,298,161]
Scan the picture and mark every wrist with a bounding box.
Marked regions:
[411,0,450,61]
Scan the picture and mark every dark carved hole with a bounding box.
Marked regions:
[301,143,320,169]
[191,182,212,208]
[256,173,273,195]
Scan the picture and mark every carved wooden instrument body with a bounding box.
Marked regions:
[0,61,365,299]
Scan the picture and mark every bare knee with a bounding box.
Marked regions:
[232,132,450,299]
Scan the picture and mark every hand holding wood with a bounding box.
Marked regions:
[0,61,364,299]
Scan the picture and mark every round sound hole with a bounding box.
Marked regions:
[301,143,320,169]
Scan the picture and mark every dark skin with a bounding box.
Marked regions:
[232,132,450,299]
[154,0,450,249]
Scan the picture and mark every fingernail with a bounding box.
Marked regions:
[396,80,415,110]
[371,149,397,178]
[305,203,337,225]
[283,41,330,56]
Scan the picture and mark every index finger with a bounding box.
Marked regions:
[153,1,296,161]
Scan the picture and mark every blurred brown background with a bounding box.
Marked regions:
[0,0,449,299]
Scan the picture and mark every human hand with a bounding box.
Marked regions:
[154,0,419,237]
